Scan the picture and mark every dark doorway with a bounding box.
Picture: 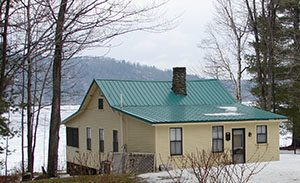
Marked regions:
[232,128,245,163]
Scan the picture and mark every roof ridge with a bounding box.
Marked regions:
[113,103,236,107]
[94,78,217,82]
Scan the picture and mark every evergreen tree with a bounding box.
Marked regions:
[276,0,300,146]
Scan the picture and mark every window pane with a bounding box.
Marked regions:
[170,142,176,155]
[234,134,242,147]
[170,128,176,141]
[212,127,218,138]
[113,142,118,152]
[261,126,266,133]
[212,139,218,152]
[98,99,104,109]
[217,127,223,138]
[257,126,261,133]
[100,140,104,152]
[87,139,91,150]
[87,128,91,138]
[257,134,266,143]
[113,130,118,142]
[175,142,182,154]
[217,140,223,151]
[99,129,104,141]
[74,128,79,147]
[176,128,181,140]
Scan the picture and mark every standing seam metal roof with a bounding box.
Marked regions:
[94,79,287,124]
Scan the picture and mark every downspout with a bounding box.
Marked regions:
[120,94,124,151]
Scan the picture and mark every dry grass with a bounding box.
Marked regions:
[28,174,136,183]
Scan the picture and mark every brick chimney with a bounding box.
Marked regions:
[172,67,187,95]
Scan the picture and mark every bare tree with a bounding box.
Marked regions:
[200,0,249,101]
[9,0,56,177]
[45,0,175,177]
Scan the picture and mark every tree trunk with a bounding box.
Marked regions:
[236,38,242,102]
[0,0,10,104]
[266,0,276,112]
[21,63,25,176]
[245,0,267,109]
[26,0,34,176]
[47,0,67,177]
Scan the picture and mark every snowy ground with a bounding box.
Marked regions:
[139,150,300,183]
[0,105,79,175]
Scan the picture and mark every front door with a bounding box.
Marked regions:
[232,129,245,163]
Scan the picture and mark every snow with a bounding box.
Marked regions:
[139,151,300,183]
[0,105,79,175]
[218,106,238,112]
[204,106,243,116]
[204,112,243,116]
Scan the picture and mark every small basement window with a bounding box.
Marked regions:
[98,99,104,109]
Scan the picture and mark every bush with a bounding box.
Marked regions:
[161,149,267,183]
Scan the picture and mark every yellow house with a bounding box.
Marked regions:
[63,67,287,174]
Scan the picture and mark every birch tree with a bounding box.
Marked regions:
[200,0,249,101]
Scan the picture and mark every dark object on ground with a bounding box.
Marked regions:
[22,172,32,181]
[42,166,47,174]
[100,160,111,174]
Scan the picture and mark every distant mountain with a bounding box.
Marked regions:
[61,56,255,104]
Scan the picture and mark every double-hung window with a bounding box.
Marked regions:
[99,128,104,152]
[170,128,182,155]
[113,130,118,152]
[212,126,224,152]
[86,127,92,150]
[257,125,267,143]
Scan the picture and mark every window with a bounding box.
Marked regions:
[212,126,224,152]
[113,130,118,152]
[66,127,79,148]
[170,128,182,155]
[99,128,104,152]
[86,127,91,150]
[257,125,267,143]
[98,99,104,109]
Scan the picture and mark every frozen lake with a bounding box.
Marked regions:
[0,105,79,174]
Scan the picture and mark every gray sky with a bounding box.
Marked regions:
[82,0,215,75]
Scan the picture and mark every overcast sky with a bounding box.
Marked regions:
[82,0,215,75]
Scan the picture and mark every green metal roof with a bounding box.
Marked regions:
[95,79,236,106]
[94,79,287,124]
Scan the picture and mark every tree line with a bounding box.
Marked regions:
[0,0,173,179]
[202,0,300,147]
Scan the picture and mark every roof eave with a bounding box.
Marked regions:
[152,118,288,126]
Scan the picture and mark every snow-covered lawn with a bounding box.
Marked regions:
[139,150,300,183]
[0,105,79,175]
